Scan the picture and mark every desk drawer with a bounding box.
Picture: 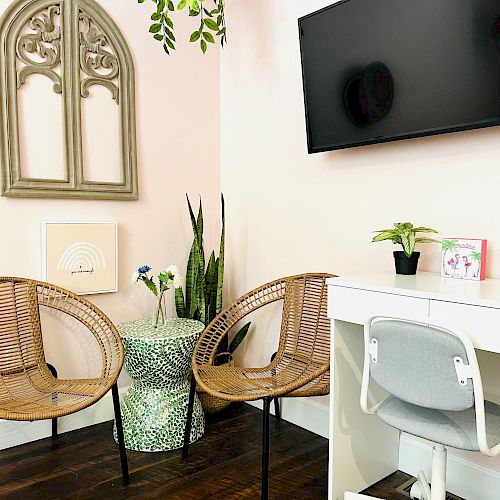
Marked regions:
[429,300,500,353]
[328,286,429,325]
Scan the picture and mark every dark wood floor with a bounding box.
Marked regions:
[0,404,328,499]
[0,403,420,499]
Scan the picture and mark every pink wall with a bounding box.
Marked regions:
[220,0,500,472]
[0,0,221,381]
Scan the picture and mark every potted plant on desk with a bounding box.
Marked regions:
[372,222,439,275]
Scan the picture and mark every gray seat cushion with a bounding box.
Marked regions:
[377,396,500,451]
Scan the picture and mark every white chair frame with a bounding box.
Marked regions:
[360,316,500,500]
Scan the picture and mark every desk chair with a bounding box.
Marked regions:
[182,273,334,500]
[360,317,500,500]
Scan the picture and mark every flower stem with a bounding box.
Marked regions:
[154,291,165,328]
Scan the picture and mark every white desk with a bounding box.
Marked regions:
[327,272,500,500]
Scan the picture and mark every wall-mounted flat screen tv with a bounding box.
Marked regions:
[299,0,500,153]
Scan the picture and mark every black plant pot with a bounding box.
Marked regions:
[393,251,420,275]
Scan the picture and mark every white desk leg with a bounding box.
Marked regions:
[330,320,399,499]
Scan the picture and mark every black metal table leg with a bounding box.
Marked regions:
[182,373,197,460]
[112,383,129,484]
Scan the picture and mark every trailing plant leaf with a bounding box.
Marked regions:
[135,0,227,54]
[203,32,215,43]
[190,30,201,42]
[204,18,218,31]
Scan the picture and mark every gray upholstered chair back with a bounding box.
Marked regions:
[369,319,474,411]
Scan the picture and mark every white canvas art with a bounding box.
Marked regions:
[42,222,118,294]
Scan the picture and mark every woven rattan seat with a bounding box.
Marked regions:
[193,273,333,402]
[0,277,129,482]
[183,273,334,499]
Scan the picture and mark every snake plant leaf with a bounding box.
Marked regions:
[175,287,186,318]
[187,194,205,270]
[205,251,217,323]
[228,322,251,354]
[196,261,206,324]
[216,193,225,315]
[185,240,198,317]
[197,201,204,258]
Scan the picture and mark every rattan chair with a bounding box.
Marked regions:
[182,273,334,499]
[0,277,128,482]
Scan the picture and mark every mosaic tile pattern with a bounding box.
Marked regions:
[113,318,205,452]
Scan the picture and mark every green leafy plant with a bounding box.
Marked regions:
[175,194,250,358]
[138,0,226,55]
[372,222,439,257]
[131,264,182,327]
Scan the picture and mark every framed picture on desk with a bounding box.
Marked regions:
[441,238,487,281]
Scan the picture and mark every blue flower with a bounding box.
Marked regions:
[138,265,152,274]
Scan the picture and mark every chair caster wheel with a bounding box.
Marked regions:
[410,481,424,500]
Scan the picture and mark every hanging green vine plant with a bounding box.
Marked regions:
[138,0,226,54]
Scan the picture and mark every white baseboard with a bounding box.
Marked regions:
[399,434,500,500]
[245,397,329,438]
[0,386,129,451]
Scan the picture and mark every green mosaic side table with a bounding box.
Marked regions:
[113,317,205,452]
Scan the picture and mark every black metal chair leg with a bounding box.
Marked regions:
[111,383,129,484]
[273,397,281,420]
[261,396,271,500]
[182,374,197,460]
[47,363,58,441]
[270,353,281,421]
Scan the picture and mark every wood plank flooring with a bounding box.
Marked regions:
[0,403,424,499]
[0,403,328,499]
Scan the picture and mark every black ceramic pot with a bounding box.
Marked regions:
[393,251,420,275]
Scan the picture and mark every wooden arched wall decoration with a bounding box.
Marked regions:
[0,0,138,200]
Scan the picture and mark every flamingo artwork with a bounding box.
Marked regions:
[448,254,460,274]
[463,256,472,276]
[441,239,487,281]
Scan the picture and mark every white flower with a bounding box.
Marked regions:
[165,264,179,276]
[130,271,139,285]
[173,273,184,289]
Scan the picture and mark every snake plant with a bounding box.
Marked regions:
[175,194,250,354]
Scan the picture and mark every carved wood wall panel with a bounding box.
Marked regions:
[0,0,138,200]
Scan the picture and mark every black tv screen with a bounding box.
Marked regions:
[299,0,500,153]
